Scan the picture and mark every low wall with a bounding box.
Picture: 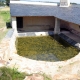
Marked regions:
[2,29,17,61]
[9,30,17,57]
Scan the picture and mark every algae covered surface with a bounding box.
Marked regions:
[16,36,79,61]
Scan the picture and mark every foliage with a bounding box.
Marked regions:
[0,67,26,80]
[6,0,10,6]
[16,36,79,61]
[0,2,5,6]
[0,7,10,42]
[0,67,52,80]
[70,3,77,5]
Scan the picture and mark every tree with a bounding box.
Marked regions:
[6,0,9,6]
[0,0,5,6]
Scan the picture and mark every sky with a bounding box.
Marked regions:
[53,0,80,4]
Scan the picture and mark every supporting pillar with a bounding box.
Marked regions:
[11,17,17,34]
[54,18,60,34]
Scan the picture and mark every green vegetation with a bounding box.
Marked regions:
[16,36,79,61]
[0,11,10,22]
[0,2,5,6]
[0,67,52,80]
[6,0,10,6]
[42,73,51,80]
[70,2,77,5]
[0,0,9,6]
[0,67,26,80]
[0,7,10,42]
[0,11,10,26]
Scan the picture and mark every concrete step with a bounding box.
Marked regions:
[58,33,80,49]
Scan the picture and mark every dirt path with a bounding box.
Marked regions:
[0,7,10,11]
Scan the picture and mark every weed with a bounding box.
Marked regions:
[0,67,26,80]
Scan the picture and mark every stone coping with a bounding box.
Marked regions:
[4,29,14,39]
[18,31,54,37]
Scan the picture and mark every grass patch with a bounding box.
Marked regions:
[0,67,26,80]
[0,7,10,42]
[0,11,10,22]
[16,36,79,61]
[0,67,51,80]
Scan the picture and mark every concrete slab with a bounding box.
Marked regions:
[60,31,80,49]
[18,31,54,37]
[61,31,80,43]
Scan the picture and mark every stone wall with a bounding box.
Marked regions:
[69,23,80,32]
[9,29,17,57]
[60,20,70,29]
[60,20,80,32]
[23,16,55,32]
[2,29,17,61]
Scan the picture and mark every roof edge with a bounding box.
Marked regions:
[10,1,58,6]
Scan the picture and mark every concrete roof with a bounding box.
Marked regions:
[10,3,80,25]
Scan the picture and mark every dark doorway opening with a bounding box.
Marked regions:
[17,17,23,28]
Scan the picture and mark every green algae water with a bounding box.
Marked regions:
[16,35,79,61]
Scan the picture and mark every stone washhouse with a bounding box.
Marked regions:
[1,0,80,79]
[10,0,80,48]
